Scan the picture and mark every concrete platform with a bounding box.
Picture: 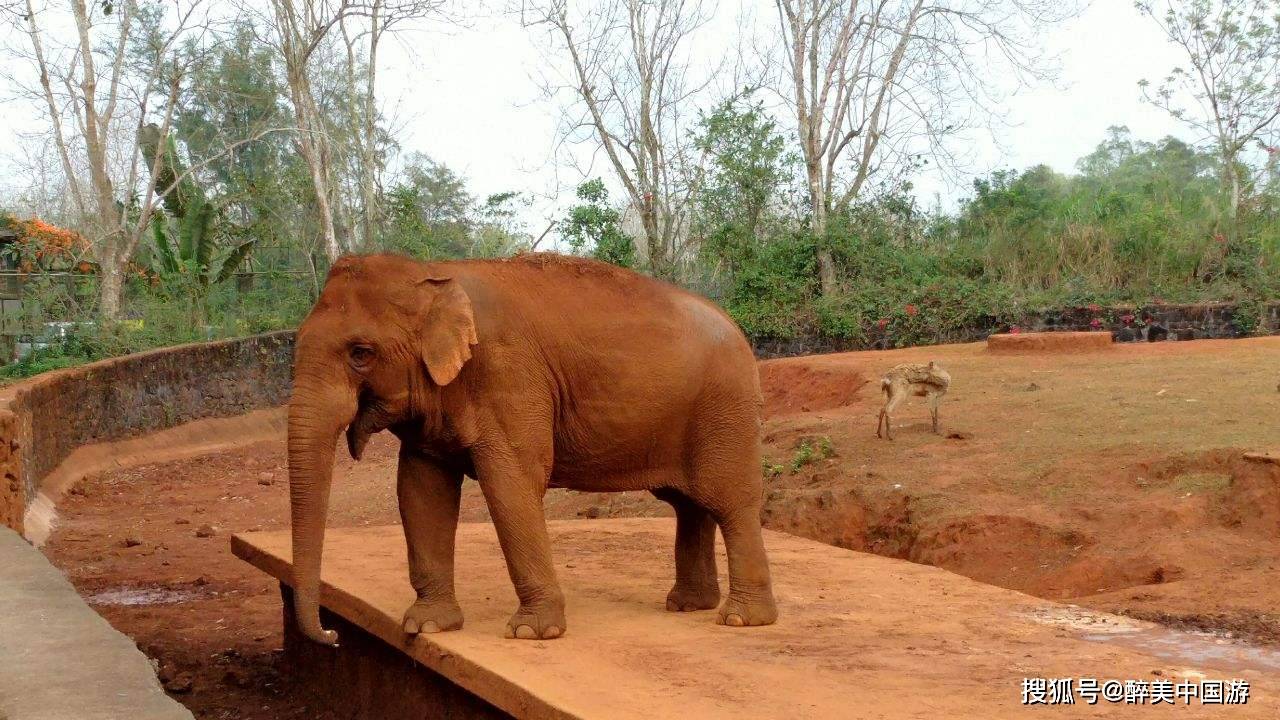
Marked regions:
[232,520,1278,719]
[0,527,193,720]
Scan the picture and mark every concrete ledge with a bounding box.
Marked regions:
[232,520,1279,719]
[988,330,1114,354]
[0,527,192,720]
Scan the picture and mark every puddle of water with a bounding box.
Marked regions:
[1082,626,1280,676]
[1026,605,1280,675]
[85,587,205,607]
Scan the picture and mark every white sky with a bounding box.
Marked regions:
[0,0,1194,239]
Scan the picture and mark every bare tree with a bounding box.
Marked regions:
[11,0,295,318]
[263,0,445,262]
[1138,0,1280,222]
[266,0,350,261]
[339,0,449,251]
[14,0,210,318]
[524,0,713,278]
[772,0,1075,294]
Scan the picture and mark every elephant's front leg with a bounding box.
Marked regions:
[474,449,566,640]
[398,449,464,635]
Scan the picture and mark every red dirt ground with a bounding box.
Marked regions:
[40,337,1280,718]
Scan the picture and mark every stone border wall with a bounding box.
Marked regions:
[0,331,295,534]
[754,301,1280,358]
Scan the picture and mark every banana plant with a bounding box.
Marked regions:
[141,124,255,290]
[149,197,255,288]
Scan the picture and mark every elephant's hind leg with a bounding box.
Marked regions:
[652,488,720,612]
[397,449,465,635]
[686,409,778,628]
[713,506,778,627]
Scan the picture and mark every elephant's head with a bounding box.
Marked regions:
[287,255,477,646]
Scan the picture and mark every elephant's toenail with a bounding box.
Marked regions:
[504,626,515,639]
[514,625,538,640]
[403,619,418,633]
[543,626,563,639]
[724,613,745,627]
[666,600,680,612]
[421,621,440,633]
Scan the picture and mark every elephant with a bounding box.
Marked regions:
[287,252,777,646]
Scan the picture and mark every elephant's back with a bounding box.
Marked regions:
[446,254,750,355]
[451,252,756,397]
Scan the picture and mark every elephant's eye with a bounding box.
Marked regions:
[348,344,375,367]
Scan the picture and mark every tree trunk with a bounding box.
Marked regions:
[360,1,382,250]
[98,255,124,321]
[293,78,342,262]
[807,161,836,295]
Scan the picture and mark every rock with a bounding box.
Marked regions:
[1024,382,1041,392]
[581,506,603,519]
[222,669,251,688]
[121,536,143,548]
[163,672,193,694]
[257,471,274,486]
[946,431,974,441]
[195,524,216,538]
[193,575,210,587]
[174,518,190,525]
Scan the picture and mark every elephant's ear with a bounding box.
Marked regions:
[418,276,477,386]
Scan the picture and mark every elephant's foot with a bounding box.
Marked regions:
[716,590,778,627]
[402,598,464,634]
[665,582,720,612]
[504,600,566,640]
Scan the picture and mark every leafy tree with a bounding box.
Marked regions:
[170,20,307,275]
[470,192,531,258]
[381,153,474,258]
[1138,0,1280,220]
[560,179,635,268]
[692,97,796,273]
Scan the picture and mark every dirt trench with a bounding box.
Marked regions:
[759,447,1280,640]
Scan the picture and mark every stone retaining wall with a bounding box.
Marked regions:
[0,331,295,534]
[753,301,1280,358]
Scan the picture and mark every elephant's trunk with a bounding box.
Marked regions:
[287,372,356,647]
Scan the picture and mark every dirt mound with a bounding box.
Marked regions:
[987,331,1112,354]
[758,362,868,417]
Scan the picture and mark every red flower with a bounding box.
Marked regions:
[904,304,918,317]
[1010,326,1022,334]
[1121,314,1135,325]
[1087,303,1100,313]
[877,318,889,330]
[1090,318,1102,328]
